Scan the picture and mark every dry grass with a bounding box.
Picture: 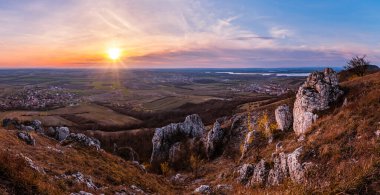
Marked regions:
[0,130,176,194]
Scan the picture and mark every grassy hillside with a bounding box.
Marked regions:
[0,130,175,194]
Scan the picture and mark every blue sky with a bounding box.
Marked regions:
[0,0,379,68]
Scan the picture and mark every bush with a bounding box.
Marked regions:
[345,55,370,77]
[160,162,171,176]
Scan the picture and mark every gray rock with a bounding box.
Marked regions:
[236,163,254,185]
[293,68,343,135]
[150,114,205,166]
[194,185,212,194]
[64,133,101,150]
[240,131,260,160]
[206,120,227,159]
[170,173,187,184]
[287,147,307,183]
[250,159,269,186]
[55,126,70,141]
[267,153,287,186]
[31,120,43,132]
[275,105,292,131]
[17,132,36,146]
[67,172,97,189]
[21,125,35,131]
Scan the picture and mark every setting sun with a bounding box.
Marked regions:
[107,48,121,60]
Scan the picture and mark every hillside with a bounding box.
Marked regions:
[0,130,174,194]
[0,70,378,194]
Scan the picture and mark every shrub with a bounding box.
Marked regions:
[344,55,370,77]
[190,154,202,177]
[160,162,171,176]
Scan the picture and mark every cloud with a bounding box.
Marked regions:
[270,27,292,39]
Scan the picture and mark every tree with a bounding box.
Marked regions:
[345,55,370,76]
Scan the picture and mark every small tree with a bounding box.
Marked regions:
[345,55,370,76]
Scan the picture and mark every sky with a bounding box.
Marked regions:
[0,0,380,68]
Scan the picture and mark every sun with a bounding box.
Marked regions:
[107,47,121,60]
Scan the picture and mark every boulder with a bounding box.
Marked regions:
[250,159,269,186]
[150,114,205,166]
[46,127,57,137]
[55,127,70,141]
[17,132,36,146]
[287,147,308,183]
[267,153,287,186]
[293,68,343,135]
[21,125,35,131]
[275,105,292,131]
[205,120,227,159]
[31,120,43,132]
[194,185,212,194]
[64,133,101,150]
[236,163,254,185]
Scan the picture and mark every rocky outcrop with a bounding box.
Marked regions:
[287,147,309,183]
[17,132,36,146]
[293,68,343,135]
[236,147,310,187]
[237,163,254,185]
[240,131,261,160]
[267,152,288,186]
[250,159,269,186]
[275,105,292,131]
[55,127,70,141]
[206,119,228,159]
[194,185,212,194]
[64,133,101,150]
[150,114,205,166]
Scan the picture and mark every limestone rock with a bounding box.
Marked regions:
[236,163,254,185]
[194,185,212,194]
[240,131,260,160]
[250,159,269,186]
[206,119,227,159]
[287,147,307,183]
[55,127,70,141]
[267,153,287,186]
[150,114,205,165]
[64,133,101,150]
[275,105,292,131]
[17,132,36,146]
[293,68,343,135]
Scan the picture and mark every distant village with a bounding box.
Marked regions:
[229,83,291,96]
[0,86,80,110]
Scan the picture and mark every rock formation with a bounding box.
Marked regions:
[275,105,292,131]
[205,119,228,159]
[236,164,254,185]
[293,68,343,135]
[17,131,36,146]
[237,147,310,187]
[250,159,269,186]
[150,114,205,166]
[64,133,101,150]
